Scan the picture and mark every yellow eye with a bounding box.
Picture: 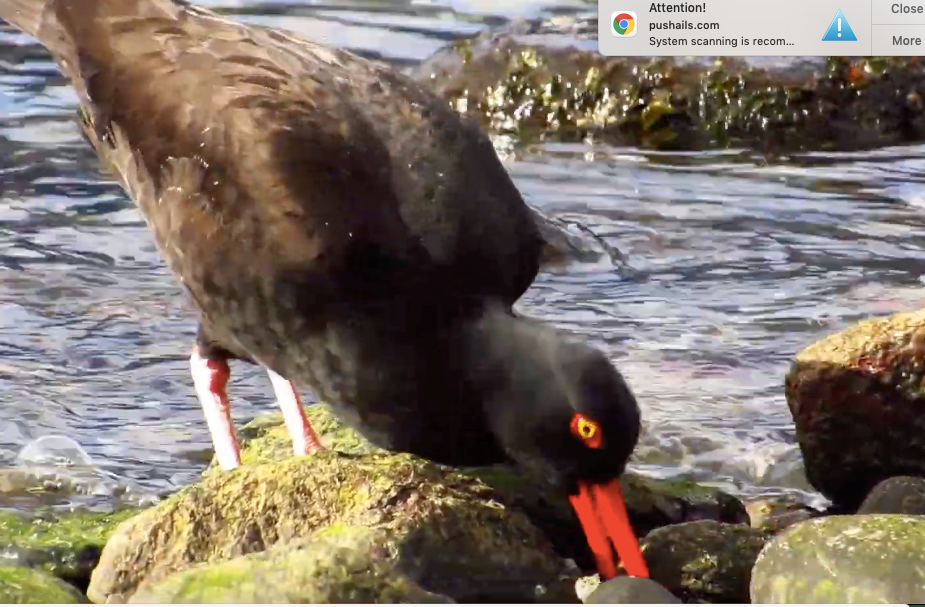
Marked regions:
[577,418,596,438]
[570,413,603,449]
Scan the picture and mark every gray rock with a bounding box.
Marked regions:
[584,576,681,604]
[641,520,770,603]
[751,514,925,603]
[857,476,925,515]
[785,308,925,510]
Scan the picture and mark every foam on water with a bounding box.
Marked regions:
[15,435,94,467]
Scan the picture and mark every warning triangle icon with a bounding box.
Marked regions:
[822,9,857,41]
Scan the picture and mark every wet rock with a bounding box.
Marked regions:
[0,508,138,592]
[0,469,76,498]
[467,465,750,571]
[857,475,925,515]
[128,527,455,603]
[584,576,681,604]
[745,495,821,534]
[230,405,747,571]
[785,308,925,510]
[0,565,86,603]
[0,459,153,514]
[750,514,925,603]
[414,20,925,153]
[89,447,577,603]
[621,475,750,535]
[638,521,770,603]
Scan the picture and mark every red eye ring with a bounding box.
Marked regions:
[570,413,603,449]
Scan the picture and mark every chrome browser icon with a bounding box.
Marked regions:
[611,11,637,37]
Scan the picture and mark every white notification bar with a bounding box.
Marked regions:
[599,1,921,56]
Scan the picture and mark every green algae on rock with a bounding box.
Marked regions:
[638,520,770,603]
[88,449,576,603]
[786,308,925,510]
[750,514,925,603]
[128,527,454,603]
[222,404,747,571]
[0,565,86,603]
[237,404,749,536]
[415,20,925,153]
[0,508,138,592]
[206,403,379,470]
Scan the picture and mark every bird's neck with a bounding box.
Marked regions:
[460,307,565,435]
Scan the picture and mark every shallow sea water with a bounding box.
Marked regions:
[3,0,925,513]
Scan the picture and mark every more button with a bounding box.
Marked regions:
[873,24,925,53]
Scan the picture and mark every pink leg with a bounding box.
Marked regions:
[190,346,242,470]
[266,368,325,456]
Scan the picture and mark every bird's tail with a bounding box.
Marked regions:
[0,0,51,38]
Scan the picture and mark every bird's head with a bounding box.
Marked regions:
[464,308,648,580]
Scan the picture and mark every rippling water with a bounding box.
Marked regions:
[2,0,925,514]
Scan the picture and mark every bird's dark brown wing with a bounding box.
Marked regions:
[7,0,543,363]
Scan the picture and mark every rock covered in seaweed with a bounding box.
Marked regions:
[750,514,925,603]
[0,508,138,592]
[208,403,379,468]
[127,527,456,603]
[90,428,577,603]
[636,520,769,603]
[0,565,86,603]
[413,18,925,152]
[786,308,925,510]
[220,404,748,572]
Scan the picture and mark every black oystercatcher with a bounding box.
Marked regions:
[0,0,648,579]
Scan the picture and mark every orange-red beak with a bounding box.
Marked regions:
[569,478,649,580]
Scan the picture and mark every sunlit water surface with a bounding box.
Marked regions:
[3,0,925,513]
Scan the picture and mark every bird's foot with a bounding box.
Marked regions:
[266,368,325,456]
[190,346,242,470]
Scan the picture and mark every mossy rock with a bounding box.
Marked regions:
[858,475,925,515]
[415,20,925,153]
[750,514,925,603]
[224,405,746,570]
[0,508,139,592]
[0,565,86,603]
[620,475,749,534]
[637,521,770,603]
[786,308,925,510]
[128,527,455,603]
[208,404,378,470]
[88,450,577,603]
